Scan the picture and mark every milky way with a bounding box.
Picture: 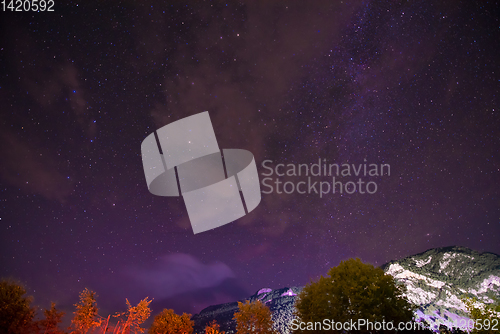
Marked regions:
[0,0,498,322]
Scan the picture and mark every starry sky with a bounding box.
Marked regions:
[1,0,499,324]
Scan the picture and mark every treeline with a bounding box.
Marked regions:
[1,258,498,333]
[1,280,203,334]
[0,282,153,334]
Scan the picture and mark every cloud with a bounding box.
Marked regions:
[148,1,362,147]
[148,278,248,315]
[145,2,364,236]
[127,253,235,300]
[0,130,73,201]
[3,19,93,137]
[82,254,241,317]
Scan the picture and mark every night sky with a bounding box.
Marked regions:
[1,0,499,324]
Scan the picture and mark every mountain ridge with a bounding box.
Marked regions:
[192,246,500,333]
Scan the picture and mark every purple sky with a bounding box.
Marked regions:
[1,0,498,325]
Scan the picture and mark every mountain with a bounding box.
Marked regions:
[192,246,500,333]
[192,286,301,334]
[383,246,500,331]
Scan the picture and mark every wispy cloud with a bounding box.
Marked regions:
[126,253,235,299]
[0,130,73,202]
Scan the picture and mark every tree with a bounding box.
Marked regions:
[294,258,416,333]
[39,302,66,334]
[113,297,152,334]
[233,300,275,334]
[0,280,36,334]
[205,320,225,334]
[70,288,101,334]
[463,296,500,334]
[148,309,193,334]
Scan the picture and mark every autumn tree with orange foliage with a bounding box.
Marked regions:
[148,308,193,334]
[204,320,225,334]
[233,300,276,334]
[112,297,152,334]
[70,288,101,334]
[39,302,65,334]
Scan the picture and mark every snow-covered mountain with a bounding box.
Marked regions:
[383,246,500,331]
[192,246,500,333]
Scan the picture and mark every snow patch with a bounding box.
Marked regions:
[476,275,500,294]
[415,256,432,268]
[386,264,446,288]
[281,288,297,297]
[405,287,437,305]
[435,293,467,312]
[439,252,458,273]
[257,288,272,295]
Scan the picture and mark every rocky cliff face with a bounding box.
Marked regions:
[383,246,500,331]
[192,246,500,333]
[192,286,302,334]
